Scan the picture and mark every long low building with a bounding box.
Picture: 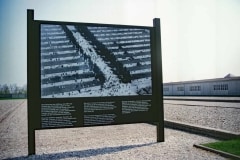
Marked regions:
[163,74,240,96]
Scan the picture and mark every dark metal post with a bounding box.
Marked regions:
[153,18,164,142]
[27,9,36,155]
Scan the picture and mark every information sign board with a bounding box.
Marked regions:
[27,9,164,155]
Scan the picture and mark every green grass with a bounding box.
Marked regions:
[0,98,26,100]
[203,138,240,156]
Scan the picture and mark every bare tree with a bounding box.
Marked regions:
[2,84,10,94]
[0,83,27,95]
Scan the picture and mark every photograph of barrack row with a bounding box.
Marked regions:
[41,24,152,98]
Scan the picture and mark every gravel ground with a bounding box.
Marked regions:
[164,100,240,133]
[0,99,229,159]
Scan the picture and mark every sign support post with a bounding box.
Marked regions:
[153,18,164,142]
[27,9,37,155]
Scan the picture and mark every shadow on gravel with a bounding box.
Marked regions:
[4,142,156,160]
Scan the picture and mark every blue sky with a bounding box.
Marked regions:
[0,0,240,86]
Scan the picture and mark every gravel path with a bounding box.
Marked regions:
[164,100,240,133]
[0,99,227,159]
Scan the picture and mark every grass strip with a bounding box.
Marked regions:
[202,138,240,156]
[0,98,26,100]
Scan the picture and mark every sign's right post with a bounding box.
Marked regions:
[153,18,164,142]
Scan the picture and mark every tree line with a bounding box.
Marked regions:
[0,84,27,95]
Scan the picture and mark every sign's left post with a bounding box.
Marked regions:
[27,9,41,155]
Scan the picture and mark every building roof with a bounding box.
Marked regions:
[224,73,235,78]
[163,75,240,85]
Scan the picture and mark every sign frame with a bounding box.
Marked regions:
[27,9,164,155]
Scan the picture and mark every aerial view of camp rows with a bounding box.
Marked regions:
[41,24,152,98]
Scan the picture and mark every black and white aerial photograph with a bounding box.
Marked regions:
[41,24,152,98]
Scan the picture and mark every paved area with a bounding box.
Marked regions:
[0,99,227,159]
[164,100,240,133]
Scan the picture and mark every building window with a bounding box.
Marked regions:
[177,86,184,91]
[190,85,201,91]
[163,87,169,91]
[213,84,228,90]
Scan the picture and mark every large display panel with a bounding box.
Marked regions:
[27,10,164,155]
[41,24,152,98]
